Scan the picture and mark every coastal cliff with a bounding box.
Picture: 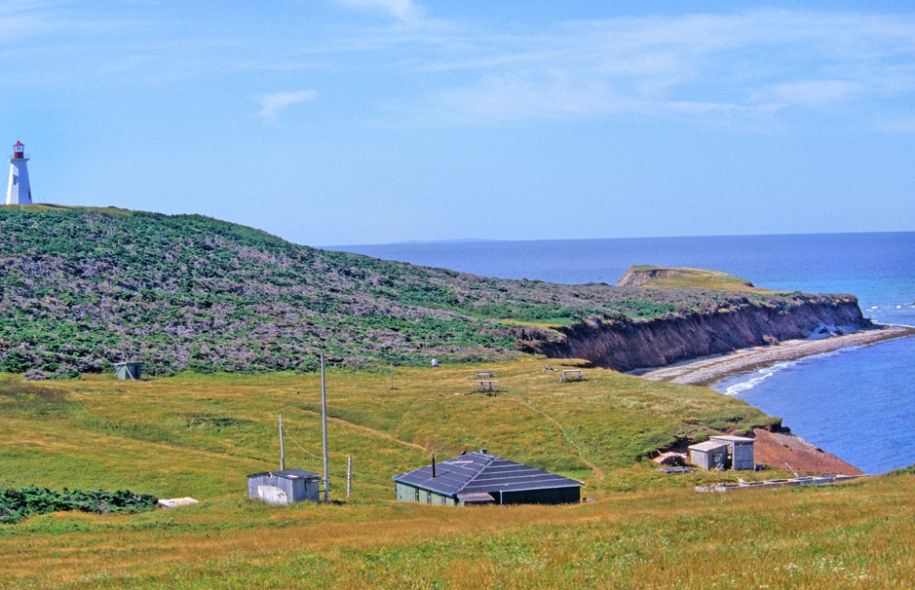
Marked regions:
[0,208,876,377]
[527,295,872,372]
[5,207,834,376]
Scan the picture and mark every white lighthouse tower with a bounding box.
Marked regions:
[6,140,32,205]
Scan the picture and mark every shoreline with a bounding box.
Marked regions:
[639,324,915,387]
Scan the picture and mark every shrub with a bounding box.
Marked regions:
[0,486,158,524]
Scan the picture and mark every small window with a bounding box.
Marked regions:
[12,176,17,185]
[414,488,420,502]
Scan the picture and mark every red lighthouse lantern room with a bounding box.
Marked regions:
[12,141,25,159]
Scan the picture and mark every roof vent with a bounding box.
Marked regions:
[480,448,488,455]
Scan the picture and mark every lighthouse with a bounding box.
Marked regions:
[6,140,32,205]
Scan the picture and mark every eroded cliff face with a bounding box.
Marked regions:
[525,295,872,372]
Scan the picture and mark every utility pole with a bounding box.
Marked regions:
[346,455,352,499]
[321,353,329,502]
[278,414,285,471]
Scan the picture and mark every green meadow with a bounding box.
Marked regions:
[1,359,912,589]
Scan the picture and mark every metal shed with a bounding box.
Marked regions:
[114,361,144,380]
[247,470,321,505]
[393,450,582,506]
[689,440,730,471]
[710,435,755,470]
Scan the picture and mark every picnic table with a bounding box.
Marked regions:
[475,380,498,394]
[560,369,585,382]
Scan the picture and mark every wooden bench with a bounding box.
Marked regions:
[560,369,584,382]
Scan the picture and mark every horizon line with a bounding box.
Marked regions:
[324,228,915,249]
[4,203,910,250]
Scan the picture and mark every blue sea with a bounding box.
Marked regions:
[335,232,915,474]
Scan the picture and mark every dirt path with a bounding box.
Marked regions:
[302,399,606,480]
[298,409,429,452]
[640,326,915,386]
[506,394,606,480]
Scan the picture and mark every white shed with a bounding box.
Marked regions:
[247,470,320,505]
[689,440,730,471]
[710,435,755,471]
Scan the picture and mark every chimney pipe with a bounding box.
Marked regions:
[431,453,436,478]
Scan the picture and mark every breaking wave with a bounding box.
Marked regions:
[718,361,798,396]
[716,348,854,396]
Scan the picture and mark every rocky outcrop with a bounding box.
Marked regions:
[527,295,872,372]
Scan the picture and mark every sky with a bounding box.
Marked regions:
[1,0,914,246]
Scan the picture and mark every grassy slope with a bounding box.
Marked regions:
[1,362,911,588]
[0,206,814,376]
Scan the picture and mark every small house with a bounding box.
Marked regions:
[247,470,320,505]
[393,450,582,506]
[689,440,730,471]
[710,435,755,470]
[114,361,144,380]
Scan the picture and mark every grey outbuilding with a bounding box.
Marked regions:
[710,435,755,470]
[247,470,321,505]
[114,361,144,380]
[688,440,730,471]
[393,450,583,506]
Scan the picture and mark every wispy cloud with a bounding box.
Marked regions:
[762,80,859,108]
[336,0,423,22]
[256,90,317,120]
[0,1,130,40]
[0,1,74,45]
[5,4,915,132]
[405,10,915,126]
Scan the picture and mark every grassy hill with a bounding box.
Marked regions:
[617,265,768,292]
[0,206,797,377]
[0,364,911,588]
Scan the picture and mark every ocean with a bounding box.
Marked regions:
[335,232,915,474]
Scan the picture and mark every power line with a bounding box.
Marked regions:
[284,430,322,461]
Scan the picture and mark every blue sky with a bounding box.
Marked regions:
[1,1,914,245]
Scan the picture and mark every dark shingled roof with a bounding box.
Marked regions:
[393,451,582,497]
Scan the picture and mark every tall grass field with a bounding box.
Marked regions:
[1,359,912,588]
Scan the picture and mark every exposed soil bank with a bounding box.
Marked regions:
[528,295,872,372]
[640,325,915,386]
[752,428,864,475]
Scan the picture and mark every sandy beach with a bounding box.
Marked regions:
[640,325,915,386]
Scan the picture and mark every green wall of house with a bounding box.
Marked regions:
[394,482,456,506]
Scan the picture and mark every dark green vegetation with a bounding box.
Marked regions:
[0,486,157,524]
[2,206,803,376]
